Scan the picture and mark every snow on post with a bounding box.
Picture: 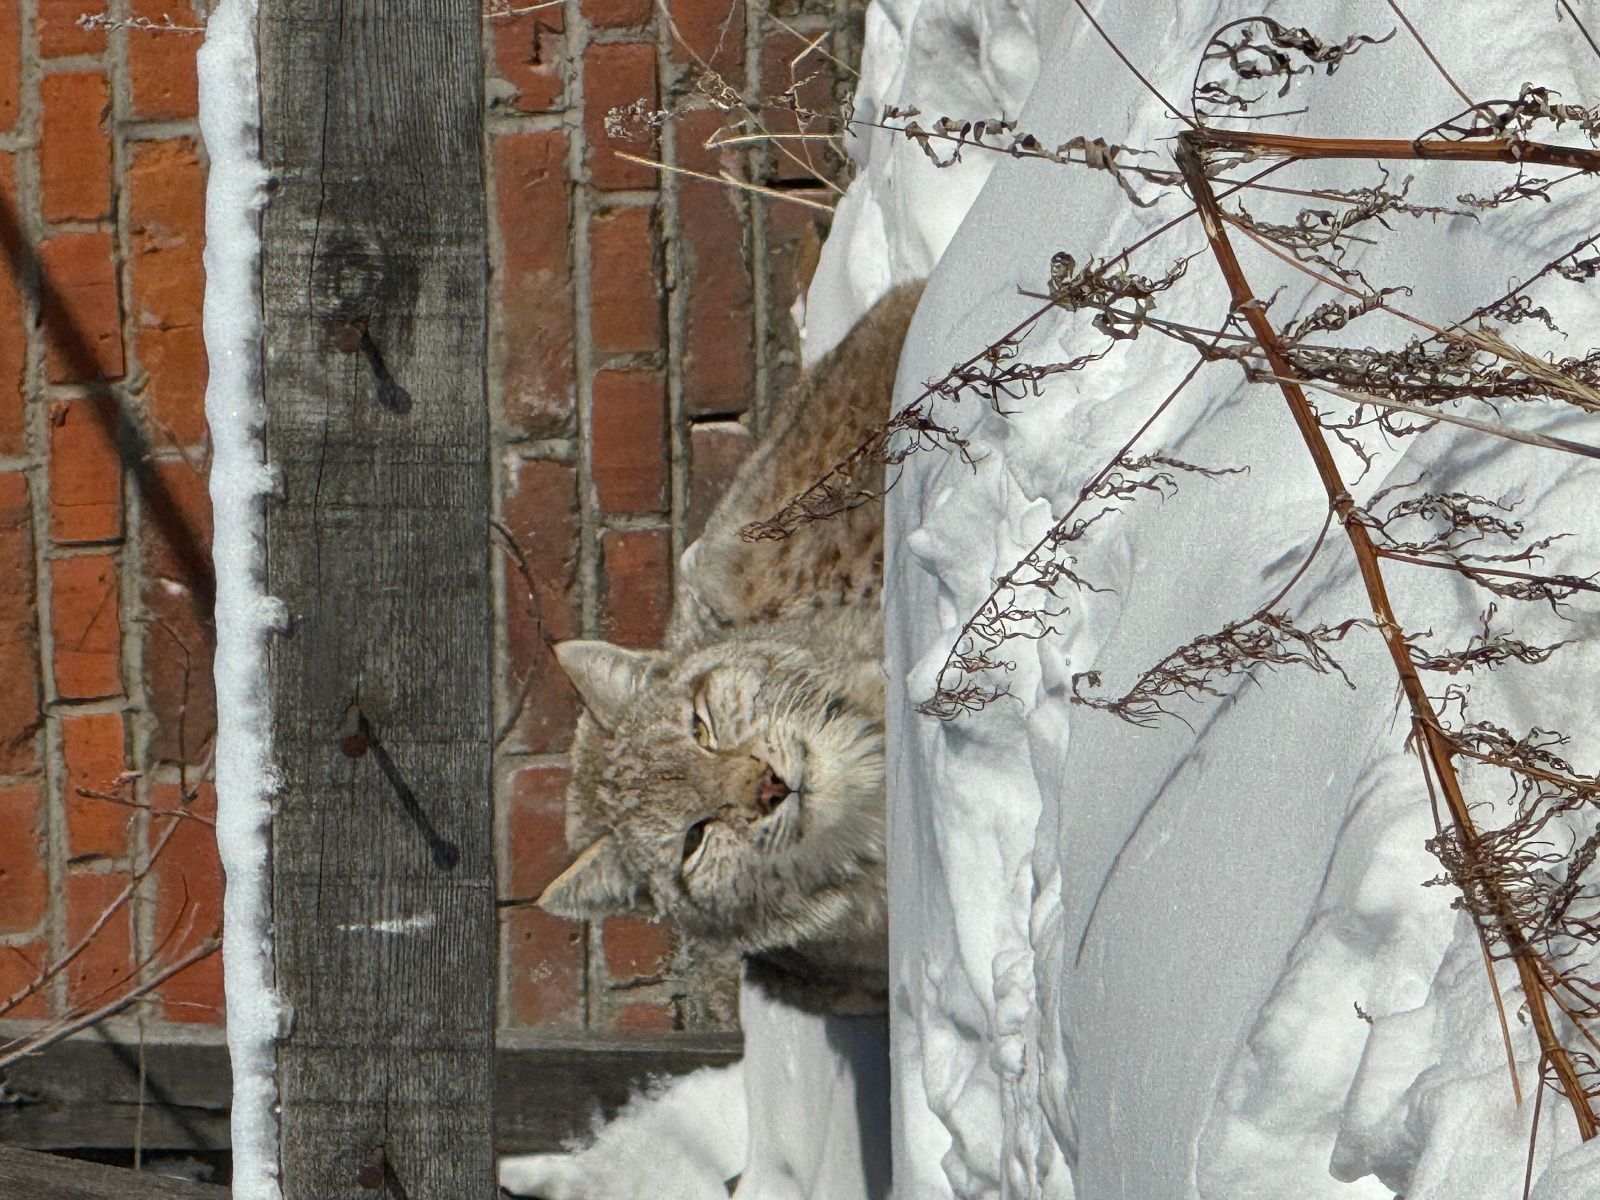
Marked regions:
[198,2,281,1198]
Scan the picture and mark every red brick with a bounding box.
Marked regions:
[667,0,743,84]
[589,204,662,356]
[0,782,47,935]
[501,456,580,754]
[0,940,48,1019]
[601,527,671,648]
[48,395,122,544]
[141,459,214,765]
[760,27,839,183]
[495,131,576,437]
[602,915,672,980]
[51,554,121,701]
[127,0,201,119]
[127,139,208,447]
[680,180,753,417]
[0,155,25,457]
[506,905,585,1028]
[686,420,752,541]
[505,766,583,1028]
[40,73,112,223]
[582,42,658,191]
[506,766,576,896]
[64,869,134,1010]
[36,0,103,57]
[591,369,667,515]
[61,710,129,860]
[152,782,223,1023]
[0,0,19,131]
[583,0,651,27]
[0,474,39,774]
[489,7,564,113]
[613,1000,676,1032]
[141,455,211,583]
[673,103,739,176]
[40,232,123,383]
[763,194,827,315]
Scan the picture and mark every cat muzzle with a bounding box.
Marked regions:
[755,766,794,815]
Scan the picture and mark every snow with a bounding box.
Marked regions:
[198,2,280,1198]
[857,1,1600,1198]
[501,976,889,1200]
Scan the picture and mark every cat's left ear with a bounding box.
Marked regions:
[538,835,650,918]
[553,641,662,730]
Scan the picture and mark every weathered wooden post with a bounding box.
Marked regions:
[260,1,495,1196]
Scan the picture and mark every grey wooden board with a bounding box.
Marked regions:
[259,0,495,1196]
[0,1035,742,1155]
[0,1145,228,1200]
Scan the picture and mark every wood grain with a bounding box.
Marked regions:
[0,1145,228,1200]
[0,1033,743,1156]
[259,0,495,1195]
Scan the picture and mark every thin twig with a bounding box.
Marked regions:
[1254,373,1600,462]
[614,151,834,211]
[0,938,221,1070]
[1557,0,1600,63]
[1381,0,1472,106]
[0,817,183,1018]
[1069,0,1198,129]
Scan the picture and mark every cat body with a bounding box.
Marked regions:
[539,283,922,1006]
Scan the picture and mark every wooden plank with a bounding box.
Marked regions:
[492,1032,744,1153]
[259,1,494,1197]
[0,1035,230,1152]
[0,1034,742,1155]
[0,1145,228,1200]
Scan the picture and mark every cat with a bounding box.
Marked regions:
[536,283,923,1011]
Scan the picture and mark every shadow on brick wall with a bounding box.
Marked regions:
[0,192,214,620]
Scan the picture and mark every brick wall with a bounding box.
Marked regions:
[0,0,857,1048]
[0,0,219,1031]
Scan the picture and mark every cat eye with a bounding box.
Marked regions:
[681,817,713,870]
[692,712,713,749]
[691,687,718,749]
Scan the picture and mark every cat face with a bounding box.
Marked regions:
[538,622,885,960]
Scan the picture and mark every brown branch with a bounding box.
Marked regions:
[1193,127,1600,172]
[1177,129,1599,1140]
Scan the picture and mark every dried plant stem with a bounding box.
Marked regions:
[1198,128,1600,173]
[1478,927,1526,1108]
[1557,0,1600,63]
[1069,0,1197,130]
[1179,130,1599,1140]
[0,937,221,1071]
[1373,549,1600,598]
[614,151,834,212]
[1254,373,1600,462]
[0,815,183,1019]
[1381,0,1473,107]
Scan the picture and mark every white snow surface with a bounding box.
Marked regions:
[198,3,280,1198]
[500,975,890,1199]
[839,2,1600,1198]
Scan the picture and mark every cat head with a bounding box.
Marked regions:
[537,621,885,958]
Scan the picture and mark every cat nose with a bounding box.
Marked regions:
[755,766,793,815]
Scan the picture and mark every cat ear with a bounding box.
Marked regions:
[538,835,648,919]
[553,641,661,730]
